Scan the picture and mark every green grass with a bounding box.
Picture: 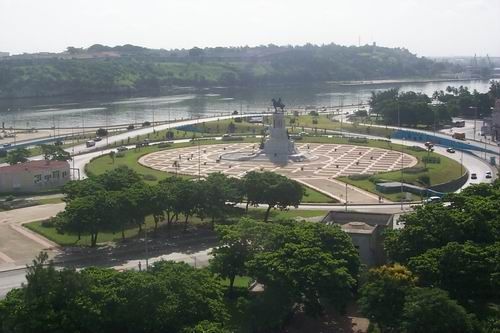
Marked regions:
[36,197,64,205]
[289,115,394,137]
[220,276,253,289]
[338,148,464,200]
[85,140,337,203]
[302,186,336,203]
[25,207,329,247]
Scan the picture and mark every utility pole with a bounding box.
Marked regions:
[345,183,348,212]
[145,227,149,271]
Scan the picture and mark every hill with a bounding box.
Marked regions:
[0,43,460,98]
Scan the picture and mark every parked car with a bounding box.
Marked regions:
[85,140,96,148]
[2,143,12,148]
[446,147,455,153]
[94,136,102,142]
[471,173,477,180]
[424,141,433,147]
[486,171,492,179]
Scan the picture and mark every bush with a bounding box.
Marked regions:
[309,110,319,116]
[348,137,368,144]
[408,145,426,152]
[157,142,171,149]
[417,174,430,186]
[142,174,158,181]
[116,152,125,158]
[41,218,55,228]
[402,166,428,174]
[348,174,371,181]
[96,128,108,137]
[422,156,441,164]
[312,118,318,125]
[4,195,15,202]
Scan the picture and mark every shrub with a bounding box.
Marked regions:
[348,137,368,144]
[116,152,125,158]
[402,166,428,174]
[312,118,318,125]
[41,218,55,228]
[4,195,15,202]
[309,110,319,116]
[422,156,441,164]
[408,145,426,152]
[143,174,157,181]
[96,128,108,137]
[157,142,171,149]
[348,174,371,181]
[417,174,430,186]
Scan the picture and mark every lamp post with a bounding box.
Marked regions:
[345,183,348,212]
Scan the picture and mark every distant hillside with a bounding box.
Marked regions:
[0,43,461,98]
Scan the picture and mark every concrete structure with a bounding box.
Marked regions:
[321,211,394,267]
[482,99,500,141]
[0,160,70,193]
[263,110,304,163]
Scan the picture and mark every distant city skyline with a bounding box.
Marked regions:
[1,0,499,57]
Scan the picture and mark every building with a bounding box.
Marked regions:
[0,160,70,193]
[321,211,394,267]
[481,99,500,141]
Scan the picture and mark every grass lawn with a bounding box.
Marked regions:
[338,148,464,201]
[24,207,329,247]
[289,115,394,138]
[85,140,337,203]
[220,276,253,289]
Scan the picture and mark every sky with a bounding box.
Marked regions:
[1,0,499,57]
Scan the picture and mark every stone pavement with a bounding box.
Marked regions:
[140,143,417,203]
[0,203,65,270]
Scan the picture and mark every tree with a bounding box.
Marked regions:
[407,241,500,302]
[384,182,500,263]
[96,166,143,191]
[199,173,241,228]
[0,257,228,333]
[5,147,30,165]
[358,264,417,331]
[39,144,71,161]
[96,128,108,137]
[246,220,359,316]
[401,288,475,333]
[59,191,117,246]
[210,218,263,295]
[109,150,116,164]
[227,122,236,133]
[243,171,304,222]
[62,178,104,202]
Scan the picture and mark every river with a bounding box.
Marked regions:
[0,79,491,129]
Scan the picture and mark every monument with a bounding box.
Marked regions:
[221,98,308,164]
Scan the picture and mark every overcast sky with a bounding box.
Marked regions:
[1,0,499,56]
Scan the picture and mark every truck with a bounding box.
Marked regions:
[452,132,466,140]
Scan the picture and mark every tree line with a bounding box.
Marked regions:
[0,43,457,98]
[369,80,500,127]
[57,167,304,246]
[359,180,500,332]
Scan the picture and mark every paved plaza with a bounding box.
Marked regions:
[139,143,417,203]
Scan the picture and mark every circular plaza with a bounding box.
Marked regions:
[139,143,418,202]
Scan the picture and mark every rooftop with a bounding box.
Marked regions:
[0,160,69,174]
[340,222,376,234]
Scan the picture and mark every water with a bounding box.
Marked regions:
[0,80,491,129]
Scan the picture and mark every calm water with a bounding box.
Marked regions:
[0,80,491,129]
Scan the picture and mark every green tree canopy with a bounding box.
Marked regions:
[5,147,30,165]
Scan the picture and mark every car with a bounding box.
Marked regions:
[2,143,12,148]
[471,173,477,180]
[424,196,441,204]
[222,134,231,138]
[94,137,102,142]
[486,171,492,179]
[85,140,96,148]
[424,141,433,147]
[446,147,455,153]
[117,146,128,152]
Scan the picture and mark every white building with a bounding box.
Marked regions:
[482,99,500,141]
[0,160,70,193]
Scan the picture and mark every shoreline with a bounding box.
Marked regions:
[332,78,491,87]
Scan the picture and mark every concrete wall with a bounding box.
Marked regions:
[0,163,70,193]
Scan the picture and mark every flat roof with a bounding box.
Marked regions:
[0,160,69,174]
